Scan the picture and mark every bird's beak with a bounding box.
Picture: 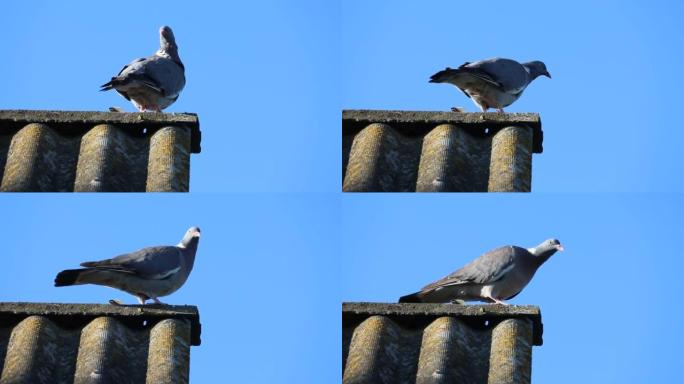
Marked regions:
[544,71,552,79]
[556,244,564,251]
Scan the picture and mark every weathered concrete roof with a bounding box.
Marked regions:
[0,302,201,384]
[0,110,201,153]
[343,302,543,384]
[343,110,542,152]
[0,110,201,192]
[342,110,542,192]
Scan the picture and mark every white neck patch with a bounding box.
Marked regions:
[156,50,172,59]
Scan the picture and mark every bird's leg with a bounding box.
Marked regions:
[485,293,510,305]
[496,108,505,113]
[487,295,509,305]
[137,296,146,305]
[152,297,164,305]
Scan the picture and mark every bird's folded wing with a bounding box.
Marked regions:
[116,58,147,77]
[138,57,185,97]
[80,246,182,280]
[456,65,502,88]
[421,246,517,291]
[115,57,167,93]
[466,59,530,94]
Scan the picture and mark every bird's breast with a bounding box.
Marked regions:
[489,269,535,299]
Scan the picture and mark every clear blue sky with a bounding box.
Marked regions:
[2,1,684,383]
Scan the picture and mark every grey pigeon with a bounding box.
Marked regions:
[429,58,550,113]
[100,26,185,112]
[399,239,563,304]
[55,227,200,304]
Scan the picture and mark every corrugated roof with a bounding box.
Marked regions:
[0,302,200,384]
[343,302,542,384]
[342,110,543,192]
[0,110,201,192]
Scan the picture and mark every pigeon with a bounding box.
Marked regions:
[100,26,185,112]
[55,227,200,304]
[429,58,550,113]
[399,239,563,304]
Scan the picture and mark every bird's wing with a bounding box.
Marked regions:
[109,55,184,95]
[464,58,530,94]
[138,56,185,97]
[80,246,182,280]
[116,57,147,77]
[421,246,520,291]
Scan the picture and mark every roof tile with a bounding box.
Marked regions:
[0,302,200,384]
[343,302,541,384]
[342,110,542,192]
[0,110,200,192]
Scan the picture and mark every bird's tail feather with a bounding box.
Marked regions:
[80,260,108,268]
[54,268,88,286]
[398,292,423,303]
[99,78,120,91]
[429,67,461,83]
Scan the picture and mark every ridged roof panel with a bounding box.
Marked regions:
[342,302,542,384]
[0,302,200,384]
[342,110,543,192]
[0,110,201,192]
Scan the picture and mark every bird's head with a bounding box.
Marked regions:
[523,60,551,79]
[187,226,201,237]
[527,238,563,266]
[157,26,181,63]
[179,226,201,248]
[159,26,177,48]
[530,238,563,254]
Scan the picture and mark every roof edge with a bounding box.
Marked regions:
[342,109,543,153]
[0,109,201,153]
[342,109,541,127]
[0,301,201,345]
[343,302,543,345]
